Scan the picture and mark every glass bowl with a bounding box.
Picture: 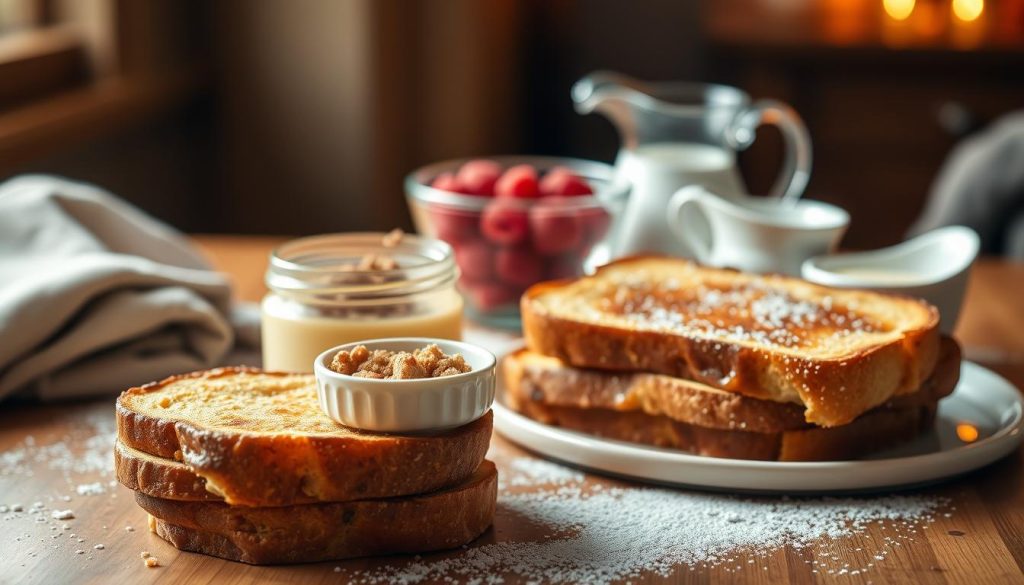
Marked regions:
[405,156,630,329]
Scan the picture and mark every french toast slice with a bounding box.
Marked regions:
[505,393,938,462]
[116,440,234,502]
[503,336,960,434]
[521,257,941,426]
[140,461,498,564]
[116,367,491,506]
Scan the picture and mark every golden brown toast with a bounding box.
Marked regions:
[115,440,233,503]
[116,367,491,506]
[503,336,960,434]
[506,393,937,462]
[521,257,941,427]
[140,461,497,564]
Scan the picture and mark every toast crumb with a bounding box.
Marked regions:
[329,344,470,379]
[145,557,160,568]
[141,551,151,559]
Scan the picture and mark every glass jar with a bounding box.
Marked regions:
[261,233,463,372]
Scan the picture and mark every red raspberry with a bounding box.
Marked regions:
[539,167,593,197]
[480,200,529,245]
[428,206,479,244]
[453,240,494,283]
[529,198,583,255]
[495,247,543,286]
[463,282,519,312]
[430,172,466,193]
[456,160,502,196]
[495,164,540,199]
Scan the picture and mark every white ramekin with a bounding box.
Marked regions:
[313,337,496,432]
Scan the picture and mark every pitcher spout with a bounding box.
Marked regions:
[572,71,652,149]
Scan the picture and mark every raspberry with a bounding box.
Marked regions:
[480,200,529,245]
[495,164,540,199]
[529,198,583,255]
[430,172,466,193]
[453,240,494,283]
[456,160,502,196]
[539,167,593,197]
[427,206,479,244]
[495,247,543,286]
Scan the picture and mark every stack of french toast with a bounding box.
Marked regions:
[114,368,496,564]
[506,257,958,461]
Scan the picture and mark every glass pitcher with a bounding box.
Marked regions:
[572,71,812,258]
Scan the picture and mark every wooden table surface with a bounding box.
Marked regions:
[2,235,1024,585]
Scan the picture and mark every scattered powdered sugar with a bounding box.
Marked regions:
[606,278,882,350]
[75,482,106,496]
[50,509,75,520]
[500,458,585,488]
[348,456,946,584]
[2,408,117,566]
[0,411,115,479]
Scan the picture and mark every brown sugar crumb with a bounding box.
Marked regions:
[355,254,398,271]
[381,228,404,248]
[338,229,404,274]
[330,344,371,375]
[328,344,471,379]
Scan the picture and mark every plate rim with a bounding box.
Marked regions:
[493,360,1024,490]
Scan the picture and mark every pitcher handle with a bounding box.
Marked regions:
[726,99,812,203]
[667,186,712,263]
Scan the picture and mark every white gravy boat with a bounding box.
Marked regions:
[801,226,980,334]
[668,185,849,276]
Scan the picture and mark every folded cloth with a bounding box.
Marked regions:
[909,110,1024,259]
[0,175,251,401]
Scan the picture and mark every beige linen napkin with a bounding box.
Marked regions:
[0,175,247,401]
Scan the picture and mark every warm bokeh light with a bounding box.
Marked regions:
[952,0,984,21]
[883,0,916,20]
[956,423,980,443]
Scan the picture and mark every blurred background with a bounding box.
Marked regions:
[1,0,1022,250]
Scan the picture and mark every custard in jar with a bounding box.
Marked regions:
[261,232,463,372]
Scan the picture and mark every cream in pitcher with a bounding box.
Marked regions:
[572,71,812,258]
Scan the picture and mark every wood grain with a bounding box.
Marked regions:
[1,237,1022,584]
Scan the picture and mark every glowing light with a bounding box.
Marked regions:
[883,0,916,20]
[952,0,984,22]
[956,423,979,443]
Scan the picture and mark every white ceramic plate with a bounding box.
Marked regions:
[493,361,1024,493]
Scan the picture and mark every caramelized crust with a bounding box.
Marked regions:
[522,257,941,427]
[502,337,959,433]
[506,394,937,462]
[115,441,221,502]
[116,367,492,506]
[142,461,497,564]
